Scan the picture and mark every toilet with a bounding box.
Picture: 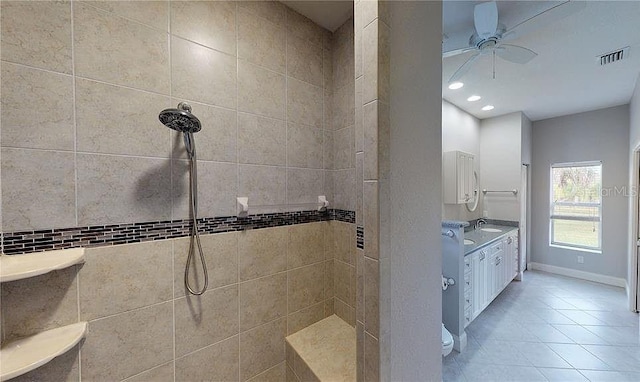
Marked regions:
[442,324,454,356]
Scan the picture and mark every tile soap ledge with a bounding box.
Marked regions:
[0,322,87,381]
[0,248,85,282]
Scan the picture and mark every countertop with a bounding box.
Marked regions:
[464,224,518,255]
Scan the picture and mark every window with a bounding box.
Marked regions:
[550,162,602,251]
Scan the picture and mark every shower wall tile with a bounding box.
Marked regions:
[238,164,287,207]
[240,318,287,381]
[246,362,287,382]
[239,273,287,331]
[74,3,170,94]
[335,260,353,303]
[77,154,171,226]
[175,336,239,382]
[170,1,236,55]
[287,34,323,87]
[239,1,286,25]
[330,221,355,265]
[323,47,334,92]
[324,259,335,298]
[287,301,325,335]
[0,1,72,73]
[364,256,380,337]
[1,266,79,341]
[238,7,286,74]
[75,78,171,157]
[333,82,356,131]
[80,240,173,320]
[334,296,356,326]
[355,77,364,153]
[1,63,74,151]
[363,181,379,260]
[171,100,237,162]
[286,168,324,205]
[364,332,380,381]
[1,148,76,231]
[173,232,238,298]
[287,77,323,128]
[174,284,239,357]
[238,226,288,281]
[238,113,287,166]
[333,20,355,90]
[287,123,324,169]
[334,168,356,211]
[287,222,325,269]
[171,160,237,220]
[323,130,335,170]
[81,302,173,381]
[288,262,325,313]
[124,362,174,382]
[83,1,169,31]
[334,126,355,170]
[171,36,236,109]
[286,8,324,47]
[238,60,286,120]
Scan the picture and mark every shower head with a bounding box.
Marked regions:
[159,102,201,133]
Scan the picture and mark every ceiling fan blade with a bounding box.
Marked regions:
[502,0,586,42]
[449,53,481,83]
[474,1,499,39]
[443,46,476,59]
[495,44,538,64]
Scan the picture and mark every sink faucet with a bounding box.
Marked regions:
[475,218,487,230]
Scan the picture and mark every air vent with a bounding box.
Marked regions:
[597,47,629,66]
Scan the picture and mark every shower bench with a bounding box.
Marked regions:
[285,315,356,382]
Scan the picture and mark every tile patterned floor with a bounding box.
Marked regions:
[443,270,640,381]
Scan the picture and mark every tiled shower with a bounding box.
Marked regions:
[0,0,396,380]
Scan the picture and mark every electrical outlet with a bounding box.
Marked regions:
[577,256,584,264]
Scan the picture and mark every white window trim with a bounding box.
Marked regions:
[549,161,603,252]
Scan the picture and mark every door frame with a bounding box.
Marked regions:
[630,146,640,312]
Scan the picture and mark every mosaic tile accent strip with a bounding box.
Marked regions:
[356,225,364,249]
[1,209,356,255]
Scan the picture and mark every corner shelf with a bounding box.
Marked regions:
[0,248,85,283]
[0,322,88,381]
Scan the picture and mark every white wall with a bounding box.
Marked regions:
[442,100,482,221]
[531,105,630,280]
[386,1,442,380]
[628,75,640,303]
[480,112,523,221]
[521,114,533,263]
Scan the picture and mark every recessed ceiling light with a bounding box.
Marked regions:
[481,105,495,111]
[467,95,481,102]
[448,82,464,90]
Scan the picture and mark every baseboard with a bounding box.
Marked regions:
[528,262,626,288]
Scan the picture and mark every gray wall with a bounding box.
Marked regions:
[628,76,640,297]
[531,105,630,279]
[387,1,442,380]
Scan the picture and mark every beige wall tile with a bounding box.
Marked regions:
[356,321,364,382]
[238,7,286,73]
[240,318,287,381]
[238,165,287,207]
[334,260,352,304]
[287,78,323,128]
[171,160,237,219]
[287,34,323,87]
[287,301,324,335]
[292,351,320,382]
[171,101,237,162]
[324,169,335,207]
[356,249,364,323]
[334,169,356,211]
[378,19,391,108]
[0,1,72,73]
[286,168,324,205]
[174,232,238,298]
[174,284,239,357]
[1,266,78,341]
[356,153,364,225]
[364,101,379,180]
[378,101,391,182]
[332,20,355,90]
[175,336,239,382]
[9,344,79,382]
[333,83,356,131]
[171,1,236,55]
[288,262,325,313]
[81,302,173,381]
[354,2,363,80]
[323,130,335,170]
[334,297,355,327]
[238,60,286,120]
[331,221,355,265]
[363,181,379,259]
[334,126,354,170]
[80,241,173,320]
[238,113,286,166]
[124,362,174,382]
[74,3,169,94]
[287,123,323,169]
[239,1,286,25]
[364,257,379,337]
[240,273,287,331]
[355,76,364,152]
[238,227,287,281]
[1,63,74,151]
[84,1,168,31]
[324,91,333,131]
[171,36,236,108]
[323,47,333,92]
[364,332,380,381]
[286,9,324,47]
[362,19,378,105]
[324,259,335,298]
[288,223,324,269]
[76,78,171,157]
[77,154,171,226]
[0,1,72,74]
[1,148,75,231]
[324,298,335,317]
[247,362,287,382]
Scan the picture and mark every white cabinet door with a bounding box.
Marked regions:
[471,249,488,319]
[490,241,504,299]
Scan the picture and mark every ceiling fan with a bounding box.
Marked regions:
[444,1,585,83]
